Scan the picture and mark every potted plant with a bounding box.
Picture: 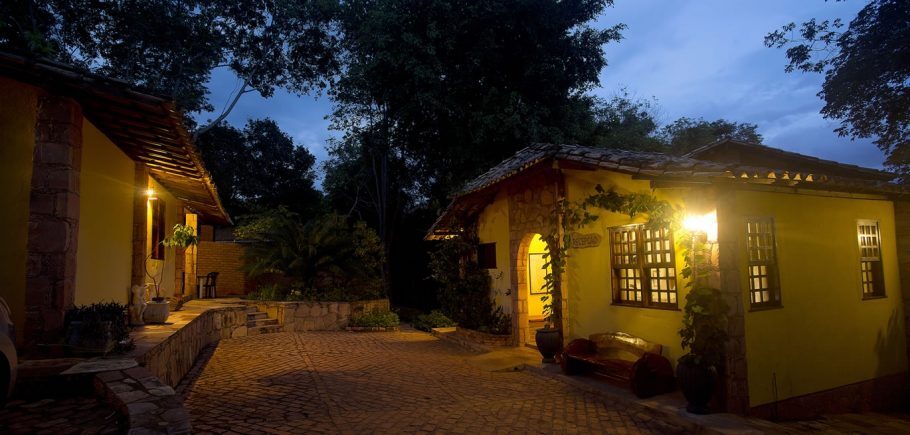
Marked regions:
[676,233,729,414]
[144,224,199,324]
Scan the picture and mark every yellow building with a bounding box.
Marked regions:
[427,141,910,417]
[0,52,229,350]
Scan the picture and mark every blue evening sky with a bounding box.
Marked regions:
[195,0,884,182]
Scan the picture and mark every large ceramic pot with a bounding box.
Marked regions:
[535,328,562,363]
[143,301,170,324]
[676,357,719,414]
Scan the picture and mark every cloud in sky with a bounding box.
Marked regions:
[195,0,886,174]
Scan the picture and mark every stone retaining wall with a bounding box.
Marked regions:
[451,327,512,347]
[250,299,390,332]
[135,305,247,386]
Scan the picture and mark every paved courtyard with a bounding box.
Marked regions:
[178,330,689,434]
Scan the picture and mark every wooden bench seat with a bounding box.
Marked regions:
[557,332,674,398]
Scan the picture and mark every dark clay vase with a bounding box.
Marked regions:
[535,328,562,363]
[676,359,718,414]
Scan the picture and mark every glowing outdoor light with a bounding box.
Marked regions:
[146,187,158,200]
[682,210,717,242]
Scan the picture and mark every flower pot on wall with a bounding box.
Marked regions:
[143,301,170,324]
[676,356,719,414]
[535,328,562,363]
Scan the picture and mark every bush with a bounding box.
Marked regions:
[413,310,456,331]
[429,236,512,335]
[350,309,400,328]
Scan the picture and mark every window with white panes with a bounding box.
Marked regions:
[745,218,781,308]
[857,220,885,298]
[609,224,678,309]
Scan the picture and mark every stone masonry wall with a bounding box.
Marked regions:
[506,170,563,346]
[251,299,390,332]
[24,96,83,346]
[197,241,249,296]
[136,306,247,386]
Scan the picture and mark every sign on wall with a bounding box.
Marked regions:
[571,232,602,249]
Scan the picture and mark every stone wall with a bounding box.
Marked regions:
[451,327,512,347]
[135,305,247,386]
[25,96,83,346]
[250,299,390,332]
[506,169,563,346]
[197,241,249,296]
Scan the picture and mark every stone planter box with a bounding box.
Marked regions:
[247,299,390,332]
[452,327,512,347]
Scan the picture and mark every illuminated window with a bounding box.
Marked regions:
[477,243,496,269]
[609,224,678,308]
[150,199,166,260]
[857,220,885,298]
[745,217,781,308]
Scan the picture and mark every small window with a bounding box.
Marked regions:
[745,217,781,308]
[857,220,885,298]
[609,224,678,309]
[150,199,166,260]
[477,243,496,269]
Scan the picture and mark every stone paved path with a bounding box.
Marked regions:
[0,396,121,434]
[179,330,689,434]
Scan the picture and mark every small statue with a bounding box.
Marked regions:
[129,284,148,326]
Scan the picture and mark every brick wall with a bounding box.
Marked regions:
[196,241,249,296]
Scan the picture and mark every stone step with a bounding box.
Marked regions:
[246,311,268,321]
[247,318,279,328]
[245,306,259,313]
[247,324,282,335]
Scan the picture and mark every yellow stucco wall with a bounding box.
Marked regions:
[477,190,513,313]
[562,169,691,363]
[0,77,39,342]
[146,177,181,298]
[732,190,907,407]
[74,120,135,306]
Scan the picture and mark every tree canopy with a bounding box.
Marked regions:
[0,0,339,127]
[765,0,910,174]
[196,119,322,218]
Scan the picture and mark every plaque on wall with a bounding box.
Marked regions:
[571,232,602,248]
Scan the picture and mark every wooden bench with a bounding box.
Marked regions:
[557,332,674,398]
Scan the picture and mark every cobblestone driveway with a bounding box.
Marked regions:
[179,330,687,434]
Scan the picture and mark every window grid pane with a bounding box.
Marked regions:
[857,220,885,298]
[746,218,780,307]
[610,224,678,308]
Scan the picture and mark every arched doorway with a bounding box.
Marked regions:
[522,233,551,346]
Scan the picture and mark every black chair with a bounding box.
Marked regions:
[202,272,219,298]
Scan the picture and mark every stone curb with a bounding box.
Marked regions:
[345,326,401,332]
[94,366,191,434]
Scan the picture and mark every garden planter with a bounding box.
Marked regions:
[676,359,718,414]
[535,328,562,363]
[143,301,170,324]
[64,320,114,355]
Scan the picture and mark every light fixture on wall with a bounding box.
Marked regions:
[146,187,158,201]
[682,210,717,242]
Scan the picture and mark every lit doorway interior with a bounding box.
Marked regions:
[526,233,551,345]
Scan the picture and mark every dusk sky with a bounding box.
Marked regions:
[195,0,884,179]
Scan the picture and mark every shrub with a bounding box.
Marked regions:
[246,284,288,301]
[413,310,456,331]
[237,209,386,301]
[350,309,400,328]
[429,235,512,335]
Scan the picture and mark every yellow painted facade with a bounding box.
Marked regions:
[476,190,512,312]
[146,177,181,298]
[74,120,136,306]
[731,189,907,406]
[562,169,690,363]
[0,77,38,342]
[473,165,907,408]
